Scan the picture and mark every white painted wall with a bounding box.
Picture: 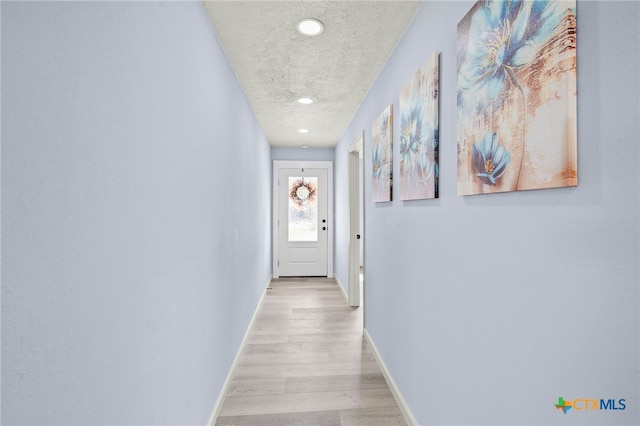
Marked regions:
[334,1,639,425]
[1,1,271,424]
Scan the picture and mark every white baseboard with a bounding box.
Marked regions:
[334,274,350,304]
[363,329,418,426]
[207,278,271,426]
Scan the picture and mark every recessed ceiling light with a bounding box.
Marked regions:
[296,19,324,36]
[297,97,314,105]
[299,129,309,133]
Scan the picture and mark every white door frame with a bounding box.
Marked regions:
[273,160,333,278]
[348,132,363,307]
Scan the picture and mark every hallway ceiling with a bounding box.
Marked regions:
[201,1,421,148]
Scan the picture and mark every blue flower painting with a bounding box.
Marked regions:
[371,105,393,202]
[457,0,577,195]
[399,52,440,200]
[472,132,511,185]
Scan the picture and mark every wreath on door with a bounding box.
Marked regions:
[289,179,317,208]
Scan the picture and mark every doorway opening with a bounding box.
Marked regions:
[348,132,364,311]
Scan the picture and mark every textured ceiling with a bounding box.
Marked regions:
[202,1,421,147]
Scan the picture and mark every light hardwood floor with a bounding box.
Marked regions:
[215,277,407,426]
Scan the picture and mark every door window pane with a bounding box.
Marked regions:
[288,177,318,241]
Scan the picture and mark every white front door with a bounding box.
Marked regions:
[274,161,332,277]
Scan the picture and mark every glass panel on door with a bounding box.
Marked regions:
[288,176,318,242]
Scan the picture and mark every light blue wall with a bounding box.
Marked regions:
[271,146,335,162]
[1,1,271,424]
[334,1,639,425]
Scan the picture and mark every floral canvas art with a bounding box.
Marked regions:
[399,52,440,200]
[371,105,393,202]
[457,0,577,195]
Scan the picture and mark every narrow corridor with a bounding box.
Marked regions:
[215,277,406,425]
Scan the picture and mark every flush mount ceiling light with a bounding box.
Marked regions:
[298,129,309,133]
[296,18,324,36]
[297,97,315,105]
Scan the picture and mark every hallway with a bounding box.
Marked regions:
[215,277,406,425]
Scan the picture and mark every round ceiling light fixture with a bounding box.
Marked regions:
[296,18,324,36]
[297,97,315,105]
[298,129,310,134]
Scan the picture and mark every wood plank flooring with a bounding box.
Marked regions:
[215,277,407,426]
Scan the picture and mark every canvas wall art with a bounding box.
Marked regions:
[371,104,393,202]
[457,0,577,195]
[399,52,440,200]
